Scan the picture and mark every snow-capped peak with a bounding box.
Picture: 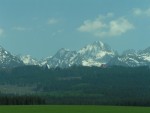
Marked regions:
[0,45,24,68]
[78,41,112,55]
[54,48,76,59]
[58,48,70,52]
[69,41,116,67]
[39,41,116,68]
[138,47,150,62]
[93,41,104,47]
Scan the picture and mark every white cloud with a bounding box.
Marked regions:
[109,18,134,36]
[78,14,134,37]
[0,28,4,36]
[133,8,150,16]
[78,20,107,33]
[48,18,58,25]
[13,27,32,31]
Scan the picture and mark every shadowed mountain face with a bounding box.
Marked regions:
[0,41,150,68]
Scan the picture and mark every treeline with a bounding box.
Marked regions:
[0,95,45,105]
[1,95,150,106]
[44,95,150,106]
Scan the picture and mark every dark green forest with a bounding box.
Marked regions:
[0,65,150,106]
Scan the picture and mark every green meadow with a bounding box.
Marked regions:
[0,105,150,113]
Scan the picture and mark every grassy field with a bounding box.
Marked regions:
[0,105,150,113]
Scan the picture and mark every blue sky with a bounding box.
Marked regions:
[0,0,150,59]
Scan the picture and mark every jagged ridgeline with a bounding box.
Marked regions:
[0,41,150,68]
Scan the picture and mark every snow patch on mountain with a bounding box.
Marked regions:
[20,55,40,65]
[82,59,102,67]
[142,56,150,61]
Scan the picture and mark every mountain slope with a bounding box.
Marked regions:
[108,48,150,67]
[0,46,24,68]
[42,48,77,68]
[20,55,40,65]
[139,47,150,62]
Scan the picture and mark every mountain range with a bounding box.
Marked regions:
[0,41,150,68]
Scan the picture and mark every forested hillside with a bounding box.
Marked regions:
[0,66,150,105]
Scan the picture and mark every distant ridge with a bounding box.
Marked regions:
[0,41,150,68]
